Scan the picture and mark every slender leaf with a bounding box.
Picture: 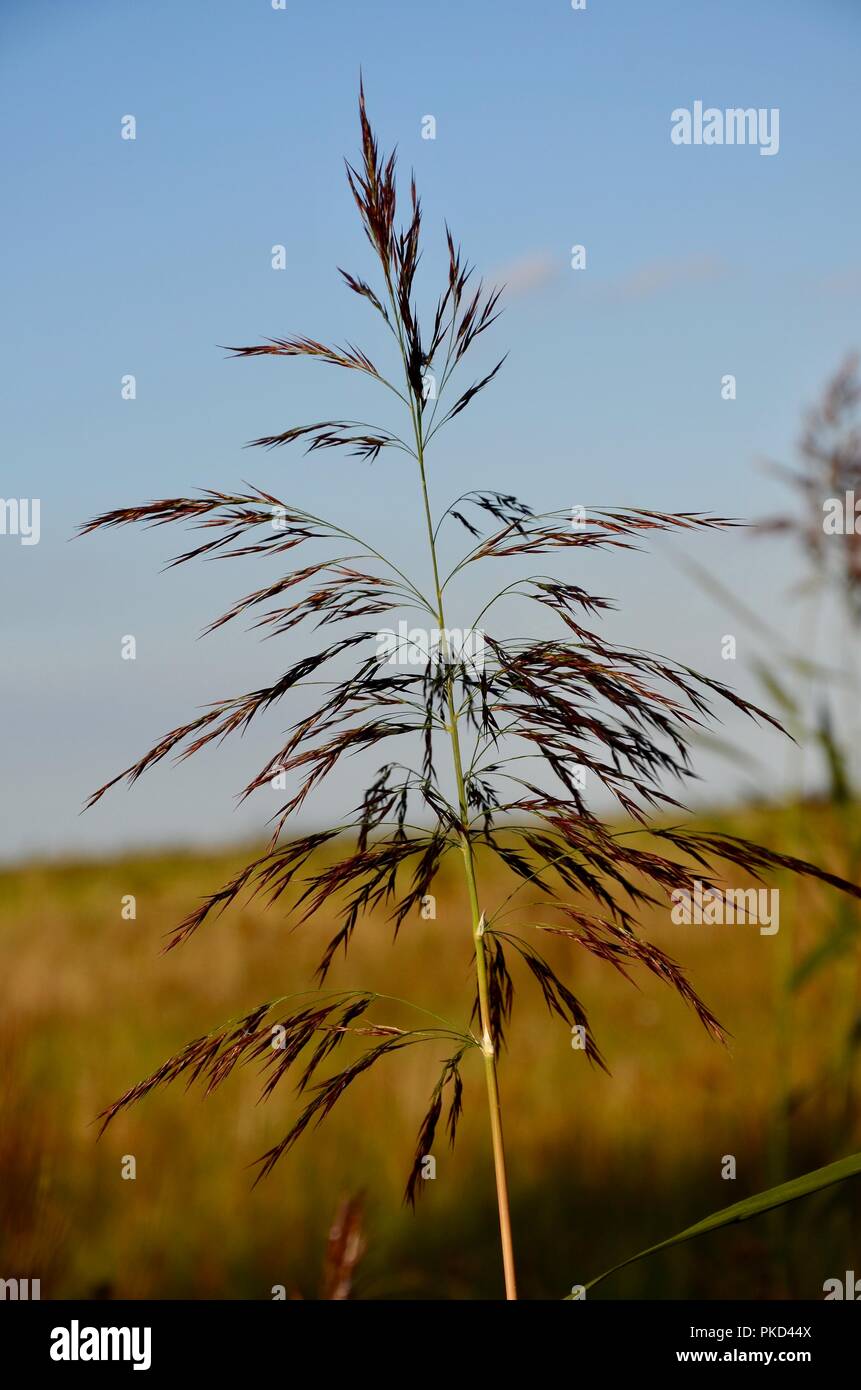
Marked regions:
[567,1151,861,1296]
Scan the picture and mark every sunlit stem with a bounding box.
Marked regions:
[407,383,518,1299]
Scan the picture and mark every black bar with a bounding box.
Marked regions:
[1,1299,857,1375]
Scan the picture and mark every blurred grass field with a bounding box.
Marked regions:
[2,800,860,1300]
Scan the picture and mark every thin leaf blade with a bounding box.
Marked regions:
[567,1151,861,1296]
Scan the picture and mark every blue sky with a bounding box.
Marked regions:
[1,0,859,859]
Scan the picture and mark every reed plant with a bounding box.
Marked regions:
[81,87,861,1299]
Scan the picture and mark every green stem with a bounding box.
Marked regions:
[406,394,517,1301]
[381,262,517,1297]
[416,431,518,1299]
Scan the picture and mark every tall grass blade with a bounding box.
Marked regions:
[569,1150,861,1296]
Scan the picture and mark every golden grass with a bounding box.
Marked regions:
[1,801,859,1299]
